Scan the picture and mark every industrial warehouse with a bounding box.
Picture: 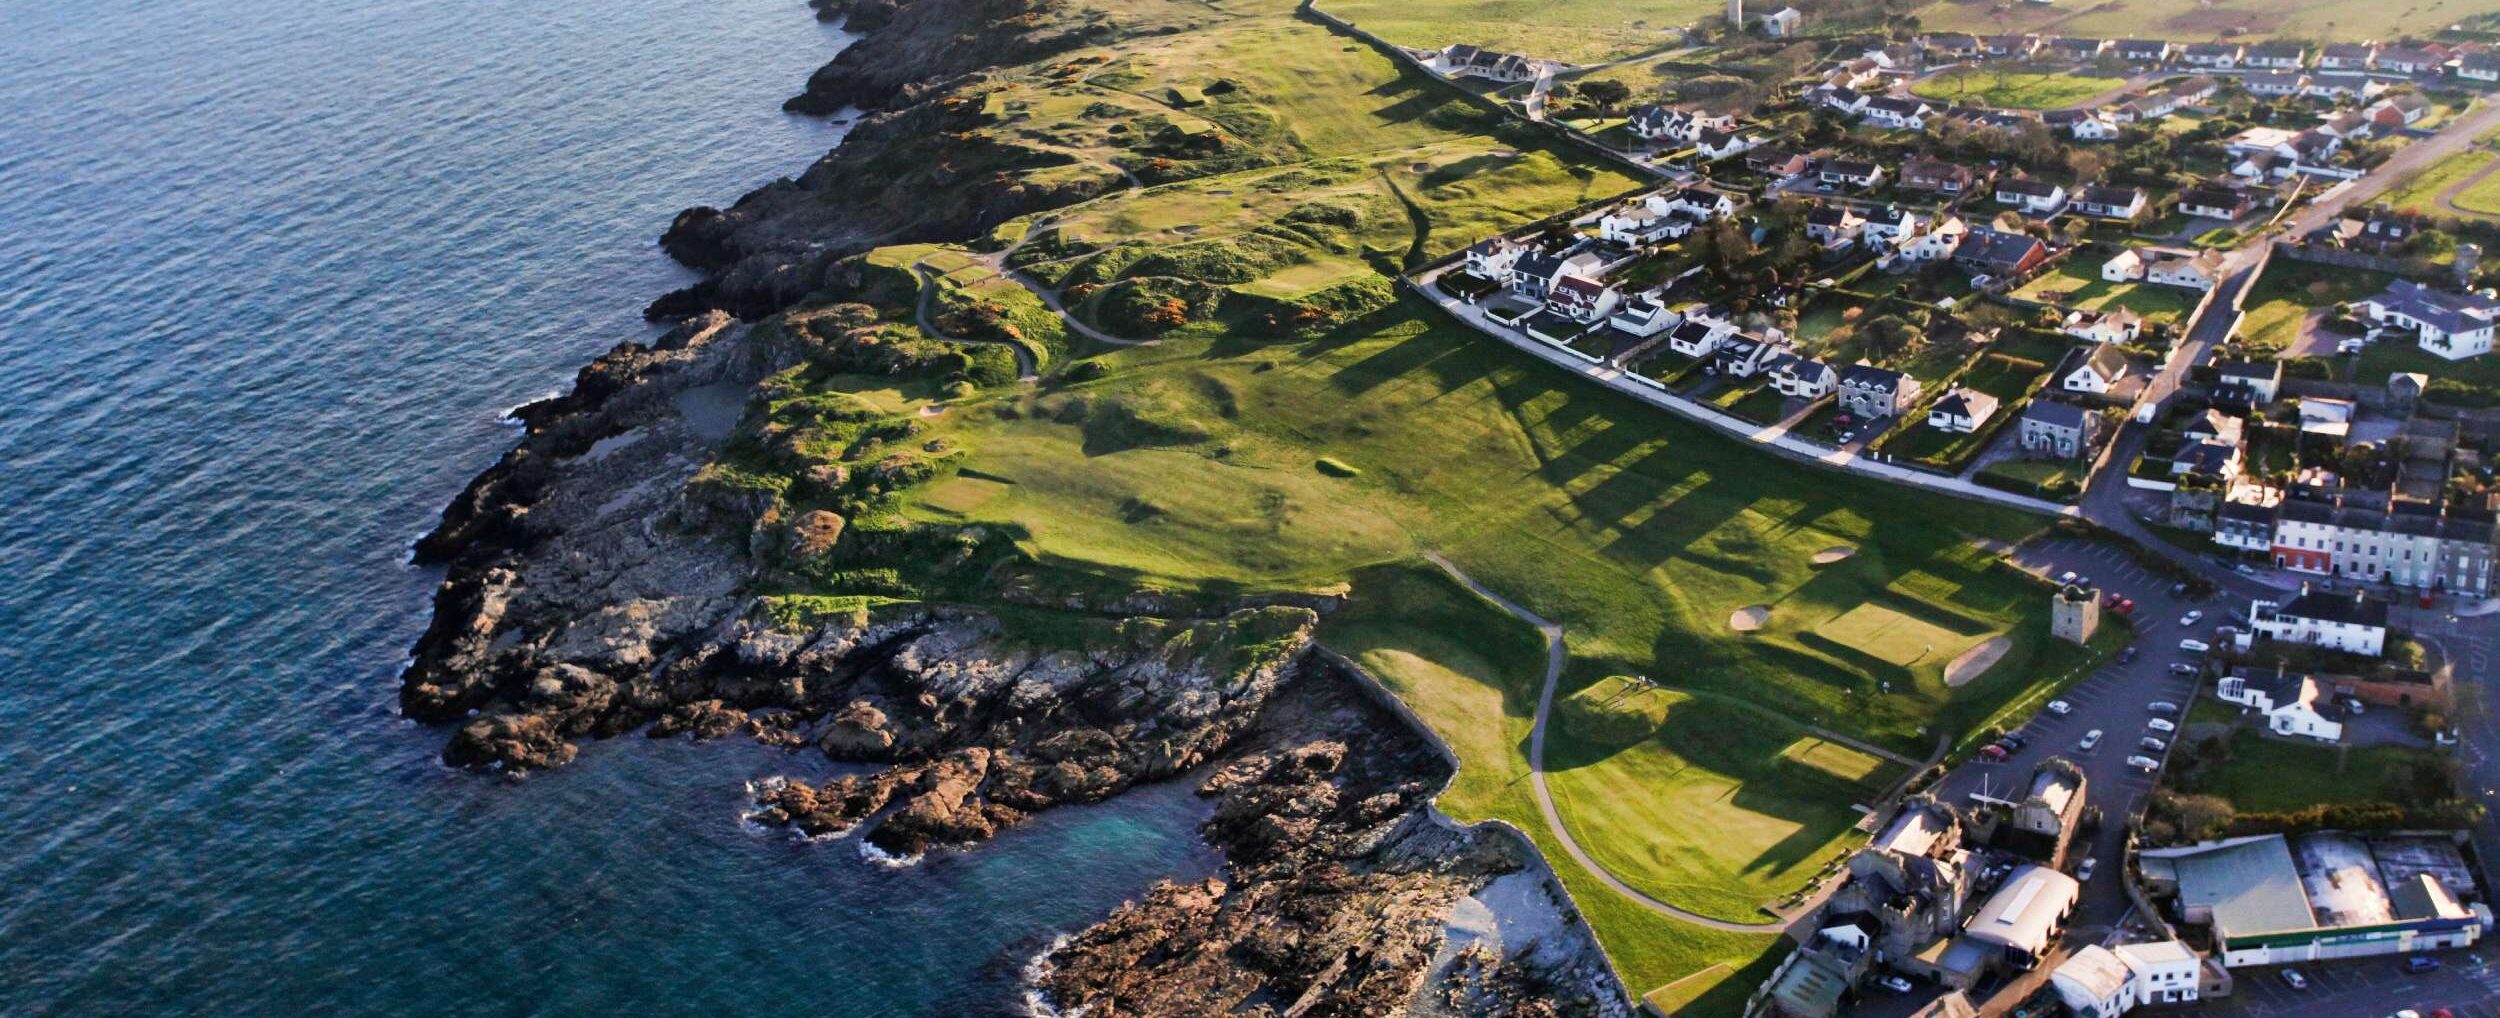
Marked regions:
[2138,833,2488,967]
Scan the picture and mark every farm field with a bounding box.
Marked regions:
[1315,0,1720,64]
[2237,260,2395,355]
[2011,261,2198,324]
[1909,66,2114,109]
[1911,0,2500,43]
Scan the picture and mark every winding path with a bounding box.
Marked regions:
[1420,552,1788,934]
[910,263,1040,381]
[2434,146,2500,218]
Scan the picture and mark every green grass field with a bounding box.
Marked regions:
[1912,0,2500,42]
[1909,67,2114,110]
[2011,261,2198,324]
[2380,149,2498,218]
[1317,0,1720,64]
[2175,728,2449,814]
[1815,603,1970,668]
[2354,339,2500,407]
[2239,260,2394,355]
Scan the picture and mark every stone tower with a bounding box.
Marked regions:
[2051,583,2100,646]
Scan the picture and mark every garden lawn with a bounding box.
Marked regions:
[1909,67,2114,110]
[2353,340,2500,407]
[1978,459,2082,499]
[2011,261,2198,324]
[2176,728,2449,815]
[1910,0,2500,43]
[2238,260,2394,355]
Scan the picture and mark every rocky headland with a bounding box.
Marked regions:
[401,0,1630,1014]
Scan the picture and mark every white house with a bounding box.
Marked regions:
[1818,159,1885,189]
[2102,248,2148,282]
[1891,215,1967,264]
[2071,185,2147,220]
[2072,114,2121,141]
[1462,237,1529,282]
[1547,274,1621,323]
[2181,43,2243,68]
[1860,96,1934,130]
[2243,71,2309,97]
[1665,313,1734,358]
[2456,53,2500,83]
[1695,127,1759,161]
[2214,668,2346,742]
[1664,186,1736,220]
[2146,250,2224,291]
[1815,86,1869,116]
[2361,278,2500,360]
[2064,343,2136,394]
[2052,941,2205,1018]
[2063,310,2143,347]
[1927,387,2000,433]
[1860,206,1921,247]
[1608,296,1675,337]
[2317,43,2379,71]
[1996,177,2067,214]
[2251,586,2391,657]
[1758,7,1803,37]
[2375,47,2443,75]
[1766,353,1838,398]
[1804,204,1866,245]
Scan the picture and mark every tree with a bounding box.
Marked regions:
[1695,216,1757,286]
[1578,78,1631,112]
[2065,147,2107,186]
[1860,315,1917,359]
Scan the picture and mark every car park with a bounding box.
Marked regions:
[2079,730,2103,751]
[2278,969,2307,990]
[2147,718,2176,734]
[2126,755,2159,771]
[2046,700,2072,716]
[2179,610,2203,627]
[2140,736,2167,753]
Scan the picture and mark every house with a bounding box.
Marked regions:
[1860,95,1935,130]
[2170,75,2221,105]
[2050,37,2110,62]
[1665,310,1736,357]
[2367,93,2433,129]
[2257,585,2392,657]
[1815,86,1869,115]
[1927,387,2000,433]
[1713,334,1779,378]
[1819,159,1885,189]
[1695,127,1759,160]
[1953,227,2049,278]
[1947,104,2034,131]
[2215,359,2284,402]
[1838,364,1919,418]
[2113,95,2176,123]
[2019,400,2101,458]
[2063,309,2144,347]
[1759,6,1803,38]
[2173,439,2243,480]
[1983,34,2041,59]
[2071,185,2146,220]
[1627,105,1698,143]
[2374,46,2444,75]
[2215,668,2347,742]
[1860,205,1922,247]
[2014,760,2089,847]
[2071,113,2121,141]
[2304,76,2378,101]
[2182,407,2244,447]
[1547,274,1620,322]
[2177,182,2257,220]
[1505,249,1603,301]
[2245,42,2308,69]
[2316,109,2372,139]
[1598,196,1697,245]
[2361,278,2500,360]
[1922,33,1984,59]
[1462,237,1530,282]
[2318,43,2378,71]
[1767,353,1839,398]
[1965,866,2080,971]
[1901,158,1983,194]
[2272,497,2496,593]
[1608,296,1675,337]
[2102,248,2148,282]
[2052,941,2205,1016]
[1664,186,1736,221]
[2244,71,2310,97]
[1892,215,1968,263]
[1435,44,1540,83]
[2216,500,2278,552]
[2146,249,2224,290]
[2065,343,2137,394]
[1995,177,2067,214]
[1804,204,1866,246]
[2182,43,2243,68]
[2118,39,2176,64]
[2455,52,2500,83]
[1745,146,1812,178]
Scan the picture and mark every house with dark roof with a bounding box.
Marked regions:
[2019,400,2100,458]
[1819,158,1885,189]
[2049,37,2110,61]
[2252,585,2391,656]
[1805,204,1866,246]
[1767,353,1838,398]
[2245,42,2308,69]
[1860,96,1934,130]
[2118,39,2176,63]
[2244,71,2310,97]
[2178,182,2257,220]
[1983,34,2040,58]
[2062,309,2143,347]
[2318,43,2378,71]
[1994,177,2067,214]
[2182,43,2243,68]
[1952,227,2049,278]
[2216,501,2278,552]
[1927,387,2000,433]
[1921,33,1983,58]
[1838,364,1919,418]
[1746,146,1811,178]
[1901,158,1984,194]
[2071,185,2146,219]
[2374,46,2444,75]
[1546,274,1619,322]
[2214,359,2284,403]
[2455,52,2500,83]
[2361,278,2500,360]
[2215,667,2346,741]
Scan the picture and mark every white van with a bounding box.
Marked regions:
[2178,639,2210,655]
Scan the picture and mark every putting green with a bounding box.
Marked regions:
[1814,603,1967,667]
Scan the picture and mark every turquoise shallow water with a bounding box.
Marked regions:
[0,1,1219,1013]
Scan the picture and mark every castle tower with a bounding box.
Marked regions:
[2051,583,2100,646]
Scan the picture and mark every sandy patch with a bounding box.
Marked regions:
[1811,546,1856,565]
[918,404,948,417]
[1729,605,1771,632]
[1945,636,2012,688]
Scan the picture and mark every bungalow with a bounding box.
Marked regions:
[2456,52,2500,83]
[1819,159,1886,189]
[2113,94,2178,122]
[2071,184,2147,219]
[1436,44,1541,82]
[2118,39,2177,64]
[2181,43,2242,69]
[2250,586,2391,656]
[2102,248,2148,282]
[1928,387,2001,433]
[2214,668,2346,742]
[2367,93,2433,129]
[1666,314,1735,358]
[2019,400,2102,458]
[2317,43,2378,71]
[2374,46,2444,75]
[2177,182,2257,220]
[1745,146,1812,178]
[2243,71,2309,97]
[2063,309,2144,347]
[1893,215,1969,263]
[1901,158,1984,194]
[2316,109,2372,139]
[1664,186,1737,220]
[1695,127,1760,161]
[1995,177,2068,214]
[1953,227,2049,277]
[1547,274,1620,322]
[2361,278,2500,360]
[1815,86,1869,116]
[2050,37,2111,62]
[2215,359,2284,403]
[1922,33,1984,59]
[2245,42,2308,69]
[1983,34,2041,59]
[2173,439,2244,480]
[1860,95,1934,130]
[1766,353,1839,398]
[2303,76,2377,102]
[1608,296,1675,337]
[2072,113,2121,141]
[1804,204,1866,245]
[2170,75,2221,105]
[2064,341,2137,391]
[1713,334,1779,378]
[2147,250,2225,290]
[1947,104,2034,130]
[1838,364,1920,418]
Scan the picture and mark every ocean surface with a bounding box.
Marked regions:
[0,1,1221,1014]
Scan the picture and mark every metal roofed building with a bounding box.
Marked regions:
[2140,834,2483,967]
[1962,864,2079,969]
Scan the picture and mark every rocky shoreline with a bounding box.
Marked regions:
[398,1,1632,1013]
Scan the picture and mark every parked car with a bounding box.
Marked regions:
[1980,744,2008,761]
[2079,729,2104,751]
[1997,733,2031,752]
[2117,646,2139,664]
[2404,955,2442,974]
[2113,599,2136,615]
[2179,639,2210,655]
[2179,610,2203,627]
[2060,571,2079,585]
[2168,663,2199,676]
[2148,702,2179,716]
[2126,755,2160,771]
[2076,856,2097,881]
[2047,700,2073,716]
[2141,736,2168,753]
[2215,624,2240,638]
[2279,969,2308,990]
[1876,975,1914,993]
[2148,718,2177,734]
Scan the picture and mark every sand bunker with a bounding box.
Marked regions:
[917,404,948,417]
[1945,637,2012,687]
[1811,546,1856,565]
[1729,605,1771,632]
